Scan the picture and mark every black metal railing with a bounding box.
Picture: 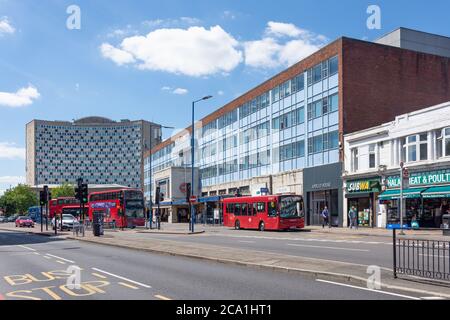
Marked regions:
[393,229,450,283]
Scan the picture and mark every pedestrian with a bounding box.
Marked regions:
[321,206,330,229]
[349,206,358,229]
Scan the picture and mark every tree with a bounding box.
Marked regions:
[0,184,38,215]
[52,183,75,198]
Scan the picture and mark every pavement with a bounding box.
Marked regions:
[1,222,450,299]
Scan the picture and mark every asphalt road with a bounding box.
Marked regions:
[125,229,395,268]
[0,230,433,300]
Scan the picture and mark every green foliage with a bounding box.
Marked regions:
[52,183,75,198]
[0,184,38,215]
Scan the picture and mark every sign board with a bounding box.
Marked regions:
[214,209,219,220]
[346,179,381,193]
[179,183,187,194]
[387,168,450,188]
[189,196,197,203]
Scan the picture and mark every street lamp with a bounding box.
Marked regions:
[146,124,174,229]
[190,95,213,233]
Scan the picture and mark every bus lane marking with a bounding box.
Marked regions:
[45,254,75,264]
[316,279,421,300]
[92,272,108,279]
[286,243,370,252]
[18,245,36,252]
[118,282,139,290]
[92,268,151,288]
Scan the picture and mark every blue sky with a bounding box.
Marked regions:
[1,0,450,194]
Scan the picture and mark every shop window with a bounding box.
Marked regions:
[369,144,376,169]
[352,148,359,172]
[444,128,450,157]
[403,133,428,163]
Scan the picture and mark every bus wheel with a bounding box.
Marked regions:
[235,220,240,230]
[259,221,265,232]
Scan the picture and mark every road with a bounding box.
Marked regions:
[0,229,433,300]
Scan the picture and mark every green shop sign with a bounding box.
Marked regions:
[387,169,450,188]
[347,179,381,193]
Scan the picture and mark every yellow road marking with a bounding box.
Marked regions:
[91,272,108,279]
[118,282,139,290]
[155,294,171,300]
[55,261,66,265]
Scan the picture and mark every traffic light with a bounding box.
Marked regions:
[40,191,46,206]
[81,183,88,204]
[186,183,191,203]
[155,187,161,205]
[47,191,52,202]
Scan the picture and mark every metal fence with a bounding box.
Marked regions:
[393,229,450,283]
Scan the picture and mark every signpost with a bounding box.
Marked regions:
[399,162,409,235]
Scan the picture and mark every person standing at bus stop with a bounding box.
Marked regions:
[321,206,330,229]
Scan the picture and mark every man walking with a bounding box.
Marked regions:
[321,206,330,229]
[349,206,358,229]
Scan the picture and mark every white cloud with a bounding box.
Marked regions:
[0,85,40,108]
[0,176,25,184]
[161,86,189,95]
[266,21,304,38]
[0,17,15,35]
[0,142,25,159]
[173,88,188,95]
[218,90,224,96]
[101,25,243,77]
[222,11,236,20]
[244,22,328,69]
[100,43,135,66]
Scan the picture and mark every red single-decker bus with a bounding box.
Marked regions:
[223,195,305,231]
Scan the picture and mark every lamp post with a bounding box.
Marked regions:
[147,124,174,229]
[190,95,213,233]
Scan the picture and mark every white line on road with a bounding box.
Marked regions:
[316,279,421,300]
[421,296,446,300]
[239,240,255,244]
[45,254,75,264]
[155,294,172,300]
[92,268,152,288]
[287,243,370,252]
[18,245,36,252]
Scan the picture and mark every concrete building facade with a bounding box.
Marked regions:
[145,28,450,226]
[26,117,161,189]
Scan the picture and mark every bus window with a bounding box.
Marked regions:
[241,203,248,216]
[252,203,258,216]
[257,202,266,213]
[268,201,277,217]
[234,203,241,216]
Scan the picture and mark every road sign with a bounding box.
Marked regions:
[189,196,197,203]
[403,168,409,179]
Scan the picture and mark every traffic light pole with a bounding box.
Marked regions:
[40,204,43,233]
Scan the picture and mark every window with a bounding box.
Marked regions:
[369,144,376,169]
[352,148,359,172]
[403,134,428,163]
[329,94,339,112]
[444,128,450,157]
[291,74,304,93]
[256,202,266,213]
[329,56,338,75]
[313,64,322,83]
[308,100,322,120]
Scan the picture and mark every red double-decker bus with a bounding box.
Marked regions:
[49,197,79,219]
[223,195,305,231]
[88,189,145,228]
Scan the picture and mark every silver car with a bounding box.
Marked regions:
[52,214,80,230]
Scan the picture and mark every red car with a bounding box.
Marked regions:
[15,216,35,228]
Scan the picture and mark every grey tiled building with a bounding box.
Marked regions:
[26,117,161,189]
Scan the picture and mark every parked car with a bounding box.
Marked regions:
[0,216,6,223]
[51,214,80,231]
[15,216,35,228]
[8,215,18,222]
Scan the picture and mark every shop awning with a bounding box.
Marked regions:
[378,187,427,200]
[198,196,221,203]
[422,185,450,199]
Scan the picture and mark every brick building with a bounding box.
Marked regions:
[144,28,450,226]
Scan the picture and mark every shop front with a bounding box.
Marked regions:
[303,163,343,227]
[345,178,381,228]
[379,168,450,228]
